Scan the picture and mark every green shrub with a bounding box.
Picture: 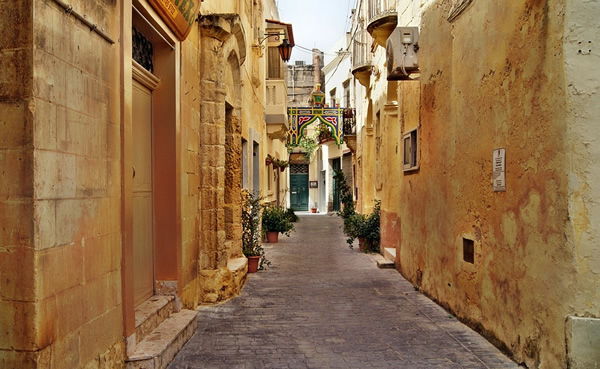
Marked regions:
[285,207,299,223]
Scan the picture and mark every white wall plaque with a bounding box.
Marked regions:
[493,148,506,192]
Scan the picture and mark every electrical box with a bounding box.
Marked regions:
[386,27,419,80]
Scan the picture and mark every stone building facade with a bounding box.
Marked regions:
[0,0,292,368]
[286,49,324,107]
[350,0,600,368]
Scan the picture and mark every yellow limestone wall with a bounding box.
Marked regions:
[376,0,600,367]
[1,0,124,368]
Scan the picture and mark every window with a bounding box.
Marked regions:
[343,80,350,108]
[403,128,419,171]
[329,88,336,107]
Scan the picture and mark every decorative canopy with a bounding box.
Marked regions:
[287,107,345,146]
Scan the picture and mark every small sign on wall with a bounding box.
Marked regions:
[493,148,506,192]
[309,181,318,188]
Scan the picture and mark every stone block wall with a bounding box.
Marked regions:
[1,0,125,367]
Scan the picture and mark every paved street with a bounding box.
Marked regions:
[168,214,519,369]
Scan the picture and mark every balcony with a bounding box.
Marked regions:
[342,108,357,153]
[367,0,397,47]
[265,79,289,140]
[351,30,372,87]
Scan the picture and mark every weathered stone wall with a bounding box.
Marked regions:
[179,22,203,308]
[0,0,125,367]
[382,0,589,366]
[287,64,316,107]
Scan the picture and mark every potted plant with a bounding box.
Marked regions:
[344,212,367,250]
[241,190,270,272]
[274,158,289,172]
[310,201,317,213]
[341,201,381,253]
[262,205,294,243]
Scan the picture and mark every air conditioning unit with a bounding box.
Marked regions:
[386,27,419,80]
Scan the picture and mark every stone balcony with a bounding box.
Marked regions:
[265,79,289,140]
[367,0,398,47]
[351,30,373,88]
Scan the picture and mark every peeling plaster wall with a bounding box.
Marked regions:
[563,1,600,365]
[382,0,597,367]
[564,0,600,312]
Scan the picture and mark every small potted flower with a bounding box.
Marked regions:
[262,205,294,243]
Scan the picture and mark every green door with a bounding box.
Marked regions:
[332,158,341,212]
[290,173,309,211]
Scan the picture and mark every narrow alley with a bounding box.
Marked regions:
[168,215,519,369]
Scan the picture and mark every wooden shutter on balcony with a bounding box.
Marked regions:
[268,47,282,79]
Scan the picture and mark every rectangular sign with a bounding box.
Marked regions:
[493,148,506,192]
[309,181,318,188]
[147,0,202,41]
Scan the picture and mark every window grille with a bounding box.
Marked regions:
[133,27,154,73]
[290,164,309,174]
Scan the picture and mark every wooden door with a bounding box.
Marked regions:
[290,164,309,211]
[132,79,154,306]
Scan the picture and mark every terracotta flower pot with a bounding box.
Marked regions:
[266,231,279,243]
[247,256,260,273]
[311,208,317,213]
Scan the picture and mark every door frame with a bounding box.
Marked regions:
[121,0,182,340]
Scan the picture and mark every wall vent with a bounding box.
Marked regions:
[463,237,474,264]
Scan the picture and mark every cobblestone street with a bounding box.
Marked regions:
[168,214,520,369]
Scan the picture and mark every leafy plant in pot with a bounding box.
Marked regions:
[262,205,295,243]
[241,190,270,272]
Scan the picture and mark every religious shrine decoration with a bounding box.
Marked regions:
[287,106,344,146]
[310,84,325,107]
[147,0,202,41]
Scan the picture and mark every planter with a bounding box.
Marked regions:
[358,238,366,252]
[310,208,317,213]
[266,231,279,243]
[247,256,260,273]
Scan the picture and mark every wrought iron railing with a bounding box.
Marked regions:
[367,0,397,25]
[352,30,372,72]
[343,109,356,136]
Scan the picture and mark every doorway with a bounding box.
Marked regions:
[290,164,309,211]
[332,158,341,212]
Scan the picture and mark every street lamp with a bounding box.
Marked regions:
[278,38,293,62]
[259,33,293,62]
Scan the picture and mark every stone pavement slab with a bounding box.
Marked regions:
[168,214,520,369]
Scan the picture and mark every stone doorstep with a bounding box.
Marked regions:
[135,295,176,344]
[369,251,395,269]
[126,309,198,369]
[383,247,396,262]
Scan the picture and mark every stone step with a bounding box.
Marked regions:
[135,295,175,344]
[377,259,395,269]
[126,309,198,369]
[383,247,396,261]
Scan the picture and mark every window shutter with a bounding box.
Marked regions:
[268,47,281,79]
